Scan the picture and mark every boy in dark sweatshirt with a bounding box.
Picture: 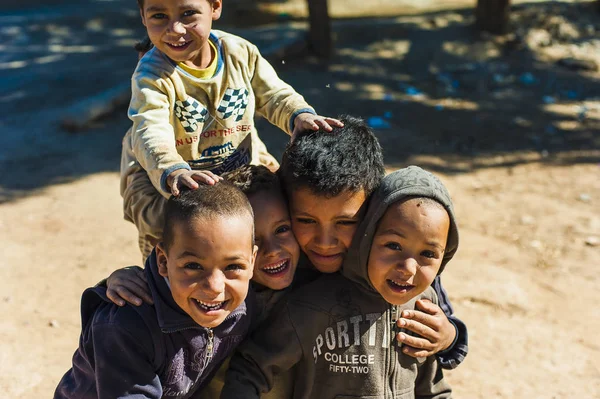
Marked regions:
[279,116,467,367]
[221,166,459,398]
[54,182,257,399]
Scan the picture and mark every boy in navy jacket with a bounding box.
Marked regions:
[55,182,257,398]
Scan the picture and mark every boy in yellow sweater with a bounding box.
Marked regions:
[122,0,341,259]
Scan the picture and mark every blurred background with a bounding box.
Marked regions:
[0,0,598,397]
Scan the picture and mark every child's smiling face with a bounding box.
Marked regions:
[367,198,449,305]
[248,190,300,291]
[140,0,221,68]
[156,214,256,328]
[289,187,366,273]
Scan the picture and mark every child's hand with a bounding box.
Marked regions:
[292,113,344,141]
[167,169,222,196]
[106,266,153,307]
[395,299,457,358]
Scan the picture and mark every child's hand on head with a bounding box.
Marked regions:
[292,113,344,141]
[167,169,222,196]
[395,299,457,358]
[106,266,153,307]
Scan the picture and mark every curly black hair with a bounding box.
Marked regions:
[278,115,385,198]
[221,165,283,198]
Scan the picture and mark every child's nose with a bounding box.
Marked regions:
[168,20,186,35]
[397,257,418,276]
[314,226,337,249]
[203,272,225,295]
[261,237,279,256]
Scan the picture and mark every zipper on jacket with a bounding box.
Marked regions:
[389,305,400,399]
[203,328,214,370]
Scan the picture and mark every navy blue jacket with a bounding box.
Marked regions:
[55,250,254,398]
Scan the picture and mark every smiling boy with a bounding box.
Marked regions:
[221,166,458,398]
[279,115,383,273]
[123,0,342,260]
[55,182,257,399]
[224,165,301,293]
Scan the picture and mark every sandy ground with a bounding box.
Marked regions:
[1,0,599,398]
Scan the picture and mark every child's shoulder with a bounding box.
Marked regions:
[416,285,438,304]
[81,286,159,338]
[133,47,176,79]
[210,30,260,57]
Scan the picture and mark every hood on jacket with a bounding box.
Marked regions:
[342,165,459,293]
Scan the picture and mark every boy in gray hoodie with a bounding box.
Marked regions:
[221,165,459,398]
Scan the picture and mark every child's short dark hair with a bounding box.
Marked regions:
[278,115,385,198]
[137,0,214,8]
[162,182,254,251]
[222,165,282,197]
[134,36,153,55]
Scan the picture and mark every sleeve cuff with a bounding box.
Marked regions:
[436,315,469,370]
[289,108,316,133]
[160,163,192,193]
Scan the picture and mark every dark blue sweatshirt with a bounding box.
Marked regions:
[54,250,254,399]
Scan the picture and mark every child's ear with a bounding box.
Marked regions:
[140,8,147,27]
[249,244,258,279]
[211,0,223,20]
[156,243,169,277]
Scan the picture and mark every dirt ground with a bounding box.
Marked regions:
[1,0,599,398]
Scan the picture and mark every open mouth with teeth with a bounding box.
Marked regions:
[166,41,191,51]
[260,259,291,277]
[386,279,415,293]
[192,298,228,313]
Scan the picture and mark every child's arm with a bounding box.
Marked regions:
[92,322,162,397]
[220,302,302,399]
[396,276,468,369]
[247,45,342,137]
[128,69,191,197]
[56,302,162,398]
[104,266,153,307]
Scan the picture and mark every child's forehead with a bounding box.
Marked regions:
[176,213,253,235]
[141,0,213,9]
[378,198,450,230]
[289,186,366,205]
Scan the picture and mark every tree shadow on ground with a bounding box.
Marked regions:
[1,0,598,203]
[257,1,600,174]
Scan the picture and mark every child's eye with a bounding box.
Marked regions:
[150,13,167,19]
[296,218,315,224]
[184,262,203,270]
[421,250,438,259]
[182,10,198,17]
[337,220,357,226]
[275,225,291,234]
[225,264,244,272]
[385,242,401,251]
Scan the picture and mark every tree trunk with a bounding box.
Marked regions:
[475,0,511,34]
[307,0,332,59]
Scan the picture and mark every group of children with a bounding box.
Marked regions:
[54,0,468,398]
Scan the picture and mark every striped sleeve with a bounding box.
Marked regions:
[431,275,469,369]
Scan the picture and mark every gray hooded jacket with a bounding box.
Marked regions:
[221,166,460,399]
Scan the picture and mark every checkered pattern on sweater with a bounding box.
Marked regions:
[174,97,208,133]
[216,88,249,122]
